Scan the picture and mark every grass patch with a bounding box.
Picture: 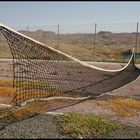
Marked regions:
[58,112,122,138]
[108,97,140,117]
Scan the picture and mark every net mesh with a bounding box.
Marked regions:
[0,25,140,106]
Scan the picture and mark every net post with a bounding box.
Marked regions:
[56,24,60,50]
[27,26,29,36]
[135,22,139,63]
[0,32,2,47]
[93,23,97,61]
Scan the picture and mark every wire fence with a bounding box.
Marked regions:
[0,22,140,63]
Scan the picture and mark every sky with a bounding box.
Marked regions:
[0,1,140,33]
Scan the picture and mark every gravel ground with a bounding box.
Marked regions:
[0,114,71,139]
[0,113,139,139]
[107,126,140,139]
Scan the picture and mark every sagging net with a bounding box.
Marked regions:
[0,24,140,106]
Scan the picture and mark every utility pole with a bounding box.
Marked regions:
[93,23,97,61]
[135,22,139,62]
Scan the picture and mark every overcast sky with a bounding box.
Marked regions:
[0,1,140,33]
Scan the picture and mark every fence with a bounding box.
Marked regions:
[1,22,140,63]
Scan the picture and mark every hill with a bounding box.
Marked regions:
[0,30,139,62]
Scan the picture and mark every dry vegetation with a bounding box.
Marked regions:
[0,80,79,105]
[0,80,140,118]
[108,97,140,117]
[96,96,140,117]
[0,80,15,104]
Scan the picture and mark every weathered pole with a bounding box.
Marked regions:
[93,23,97,61]
[57,24,59,49]
[135,22,139,62]
[27,26,29,36]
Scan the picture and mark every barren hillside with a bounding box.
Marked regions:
[0,30,140,62]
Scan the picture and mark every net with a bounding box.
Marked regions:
[0,23,140,106]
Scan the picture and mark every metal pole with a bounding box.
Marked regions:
[57,24,59,49]
[93,23,97,61]
[0,32,1,47]
[135,22,139,62]
[27,26,29,36]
